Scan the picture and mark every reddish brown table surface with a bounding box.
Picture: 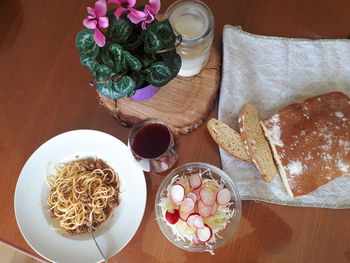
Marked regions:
[1,0,350,262]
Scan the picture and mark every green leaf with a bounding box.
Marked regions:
[145,30,162,54]
[145,62,173,87]
[105,11,144,51]
[144,19,176,53]
[101,48,115,69]
[93,65,136,99]
[93,65,112,81]
[80,58,99,72]
[124,50,142,71]
[76,29,99,60]
[159,50,182,77]
[112,75,135,98]
[141,53,156,68]
[122,30,145,51]
[102,44,142,73]
[93,65,115,83]
[133,71,147,90]
[96,75,135,99]
[105,11,133,44]
[93,64,114,88]
[154,19,176,48]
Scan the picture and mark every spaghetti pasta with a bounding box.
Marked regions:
[46,158,120,235]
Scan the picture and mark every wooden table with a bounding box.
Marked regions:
[1,0,350,262]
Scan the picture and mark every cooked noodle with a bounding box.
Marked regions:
[46,158,120,235]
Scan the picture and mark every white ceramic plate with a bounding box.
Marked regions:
[14,130,146,263]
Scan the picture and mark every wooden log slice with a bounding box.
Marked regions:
[98,47,221,135]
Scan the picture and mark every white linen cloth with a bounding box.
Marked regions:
[219,25,350,208]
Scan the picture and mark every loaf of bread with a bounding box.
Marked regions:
[207,118,251,163]
[239,104,279,183]
[260,92,350,197]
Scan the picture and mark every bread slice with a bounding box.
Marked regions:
[261,91,350,197]
[239,104,279,183]
[207,118,251,163]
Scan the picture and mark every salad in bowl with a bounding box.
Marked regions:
[155,162,241,254]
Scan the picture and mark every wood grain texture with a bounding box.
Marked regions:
[1,0,350,262]
[98,48,220,135]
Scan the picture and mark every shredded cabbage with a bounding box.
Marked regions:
[158,168,235,252]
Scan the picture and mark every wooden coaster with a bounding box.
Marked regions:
[98,47,221,135]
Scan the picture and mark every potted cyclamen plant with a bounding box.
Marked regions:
[76,0,181,100]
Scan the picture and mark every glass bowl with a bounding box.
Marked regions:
[155,162,241,254]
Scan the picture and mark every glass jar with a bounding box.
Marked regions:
[165,0,214,77]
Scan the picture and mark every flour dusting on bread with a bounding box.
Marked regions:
[261,91,350,197]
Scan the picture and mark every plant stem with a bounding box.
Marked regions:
[90,71,128,86]
[156,35,182,54]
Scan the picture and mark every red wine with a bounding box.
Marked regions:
[131,123,171,158]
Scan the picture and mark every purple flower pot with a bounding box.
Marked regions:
[130,85,160,101]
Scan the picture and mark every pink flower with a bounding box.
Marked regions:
[109,0,137,19]
[83,0,109,47]
[145,0,161,16]
[127,9,147,25]
[127,0,161,30]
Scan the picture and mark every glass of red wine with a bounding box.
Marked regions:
[128,118,178,173]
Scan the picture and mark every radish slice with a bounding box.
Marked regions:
[216,188,231,205]
[189,173,201,190]
[186,192,197,203]
[200,187,216,206]
[210,202,217,216]
[165,209,180,224]
[192,234,199,245]
[180,208,194,221]
[180,198,195,213]
[198,200,212,217]
[186,213,200,227]
[193,216,205,229]
[170,184,185,205]
[196,224,213,242]
[193,188,201,200]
